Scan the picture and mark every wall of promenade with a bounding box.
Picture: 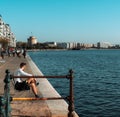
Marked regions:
[27,55,79,117]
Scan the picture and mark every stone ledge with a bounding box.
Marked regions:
[27,55,79,117]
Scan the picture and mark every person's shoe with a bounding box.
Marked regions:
[36,82,39,86]
[35,94,40,98]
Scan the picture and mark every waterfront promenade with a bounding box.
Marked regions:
[0,54,78,117]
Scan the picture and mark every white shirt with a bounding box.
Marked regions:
[14,68,32,83]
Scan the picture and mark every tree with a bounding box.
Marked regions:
[0,37,9,48]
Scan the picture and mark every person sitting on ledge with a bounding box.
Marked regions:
[14,62,40,98]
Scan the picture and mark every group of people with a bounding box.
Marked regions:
[0,48,39,98]
[1,47,40,98]
[0,47,27,59]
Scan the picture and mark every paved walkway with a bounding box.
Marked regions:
[0,55,79,117]
[0,55,51,116]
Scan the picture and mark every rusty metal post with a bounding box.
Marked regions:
[68,69,75,117]
[4,69,11,117]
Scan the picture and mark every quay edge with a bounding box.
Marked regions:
[27,55,79,117]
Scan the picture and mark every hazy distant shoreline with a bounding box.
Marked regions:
[27,48,120,52]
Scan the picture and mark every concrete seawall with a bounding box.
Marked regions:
[0,54,79,116]
[27,55,79,117]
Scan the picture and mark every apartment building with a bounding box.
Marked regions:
[97,42,112,49]
[0,15,16,47]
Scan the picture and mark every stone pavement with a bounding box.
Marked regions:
[0,55,79,117]
[0,55,51,116]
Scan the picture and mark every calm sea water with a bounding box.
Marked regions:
[29,50,120,117]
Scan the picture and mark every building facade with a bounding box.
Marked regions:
[97,42,112,49]
[0,15,16,47]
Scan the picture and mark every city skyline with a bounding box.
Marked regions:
[0,0,120,44]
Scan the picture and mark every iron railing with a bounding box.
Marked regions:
[0,69,75,117]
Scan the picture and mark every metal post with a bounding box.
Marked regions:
[0,96,6,117]
[4,69,11,117]
[68,69,75,117]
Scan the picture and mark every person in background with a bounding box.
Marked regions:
[14,62,40,98]
[12,48,16,57]
[22,48,27,58]
[1,48,5,59]
[16,48,21,58]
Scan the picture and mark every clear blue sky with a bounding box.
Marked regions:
[0,0,120,44]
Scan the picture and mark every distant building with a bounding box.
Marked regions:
[44,42,57,47]
[97,42,112,49]
[0,15,16,47]
[27,36,37,48]
[57,42,93,49]
[57,42,78,49]
[69,42,77,49]
[57,42,69,49]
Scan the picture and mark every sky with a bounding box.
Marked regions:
[0,0,120,44]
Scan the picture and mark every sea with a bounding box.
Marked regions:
[28,49,120,117]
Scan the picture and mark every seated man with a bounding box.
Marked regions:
[14,62,39,98]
